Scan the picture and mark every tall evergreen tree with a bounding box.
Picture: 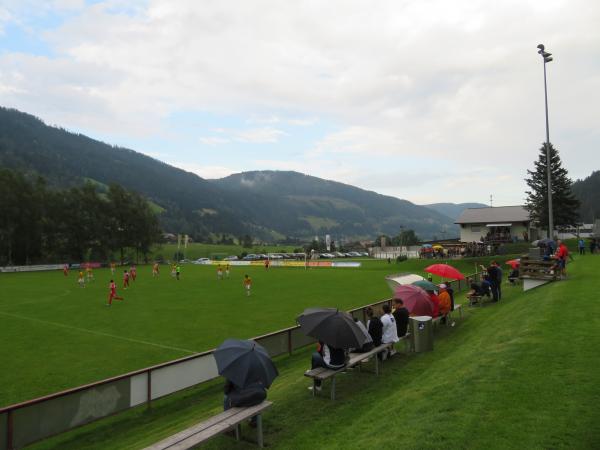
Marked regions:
[524,143,580,231]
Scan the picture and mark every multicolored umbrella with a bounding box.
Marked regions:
[424,263,465,280]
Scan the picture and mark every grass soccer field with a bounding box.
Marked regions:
[0,257,499,408]
[27,254,600,450]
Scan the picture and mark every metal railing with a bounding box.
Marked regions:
[0,273,476,450]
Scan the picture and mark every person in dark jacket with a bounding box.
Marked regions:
[392,299,409,337]
[366,306,383,346]
[481,263,500,301]
[309,341,347,390]
[224,379,267,426]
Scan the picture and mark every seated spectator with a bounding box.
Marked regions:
[380,304,399,358]
[392,298,409,337]
[480,275,492,298]
[508,267,520,284]
[438,284,451,324]
[350,317,374,353]
[224,379,267,426]
[309,341,347,391]
[366,307,383,346]
[427,290,440,318]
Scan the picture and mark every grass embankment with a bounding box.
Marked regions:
[29,255,600,449]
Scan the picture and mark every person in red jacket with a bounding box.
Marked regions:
[555,240,569,278]
[427,290,440,318]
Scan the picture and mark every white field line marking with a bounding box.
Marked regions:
[0,289,73,308]
[0,310,197,354]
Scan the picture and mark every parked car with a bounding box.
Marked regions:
[269,253,284,259]
[192,258,210,264]
[243,254,258,261]
[223,255,238,261]
[320,253,336,259]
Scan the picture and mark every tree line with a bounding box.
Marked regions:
[0,169,162,266]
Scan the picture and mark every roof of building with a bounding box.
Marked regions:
[455,205,530,224]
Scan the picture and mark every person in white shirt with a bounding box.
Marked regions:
[380,304,399,358]
[381,304,399,344]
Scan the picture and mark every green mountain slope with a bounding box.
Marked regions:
[211,171,458,239]
[0,106,458,240]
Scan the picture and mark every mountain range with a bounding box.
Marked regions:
[4,106,591,242]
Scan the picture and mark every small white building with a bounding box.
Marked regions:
[455,206,533,243]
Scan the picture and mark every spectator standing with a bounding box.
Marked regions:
[481,263,500,302]
[590,238,597,255]
[556,240,569,278]
[578,238,586,255]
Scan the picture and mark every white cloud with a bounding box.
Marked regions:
[2,0,600,203]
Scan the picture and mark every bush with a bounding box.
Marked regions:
[396,255,408,263]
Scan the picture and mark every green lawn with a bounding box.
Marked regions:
[23,253,600,449]
[0,257,494,407]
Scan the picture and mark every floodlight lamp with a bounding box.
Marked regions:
[544,56,553,62]
[537,44,545,50]
[542,52,552,57]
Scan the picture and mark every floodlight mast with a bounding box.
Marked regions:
[537,43,554,239]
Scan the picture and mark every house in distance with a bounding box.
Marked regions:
[455,206,534,243]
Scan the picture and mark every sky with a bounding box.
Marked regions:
[1,0,599,206]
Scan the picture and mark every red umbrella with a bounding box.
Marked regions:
[424,263,465,280]
[506,259,520,269]
[394,285,434,316]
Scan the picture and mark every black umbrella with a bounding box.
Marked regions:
[296,307,369,349]
[214,339,279,388]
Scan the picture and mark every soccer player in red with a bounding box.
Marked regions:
[63,264,69,276]
[123,270,130,289]
[107,280,124,306]
[130,264,137,281]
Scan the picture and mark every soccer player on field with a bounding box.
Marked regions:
[106,279,124,306]
[86,265,94,282]
[130,264,137,281]
[123,270,130,289]
[217,265,223,280]
[110,262,116,276]
[243,274,252,296]
[152,262,160,277]
[225,264,230,278]
[175,265,181,280]
[78,271,85,288]
[63,264,69,276]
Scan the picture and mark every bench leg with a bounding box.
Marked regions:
[235,424,241,441]
[375,353,380,375]
[312,379,316,397]
[256,414,264,448]
[331,377,336,401]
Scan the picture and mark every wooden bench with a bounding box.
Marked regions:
[304,340,400,400]
[144,401,272,449]
[432,304,463,326]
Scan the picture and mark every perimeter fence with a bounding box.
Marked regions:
[0,274,478,449]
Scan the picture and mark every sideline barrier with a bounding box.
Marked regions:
[0,274,472,449]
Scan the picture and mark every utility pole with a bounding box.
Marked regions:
[537,43,554,239]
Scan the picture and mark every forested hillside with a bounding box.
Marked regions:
[0,107,459,241]
[572,171,600,222]
[212,171,458,239]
